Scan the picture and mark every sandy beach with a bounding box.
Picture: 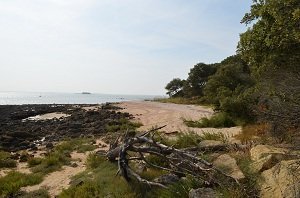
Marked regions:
[118,101,241,137]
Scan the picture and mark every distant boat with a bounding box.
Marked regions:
[81,92,91,94]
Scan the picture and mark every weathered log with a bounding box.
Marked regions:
[105,126,240,188]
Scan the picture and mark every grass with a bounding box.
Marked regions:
[106,117,143,133]
[86,153,106,169]
[174,132,203,148]
[0,151,17,168]
[31,137,96,174]
[59,161,136,198]
[215,151,259,198]
[18,188,50,198]
[152,97,210,106]
[146,176,203,198]
[201,131,228,142]
[0,171,43,197]
[27,157,43,167]
[184,112,236,128]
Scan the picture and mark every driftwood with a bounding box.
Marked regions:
[106,126,239,189]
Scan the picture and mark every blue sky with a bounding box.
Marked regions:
[0,0,252,95]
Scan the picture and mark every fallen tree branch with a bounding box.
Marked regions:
[105,126,239,189]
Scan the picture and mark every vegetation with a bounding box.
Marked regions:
[18,188,50,198]
[106,117,143,133]
[164,0,300,141]
[184,112,236,128]
[60,160,136,198]
[0,171,43,197]
[0,151,17,168]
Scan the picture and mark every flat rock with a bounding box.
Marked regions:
[189,188,217,198]
[213,154,245,180]
[260,159,300,198]
[250,145,288,161]
[250,145,298,173]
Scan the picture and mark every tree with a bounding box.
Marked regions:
[184,63,217,97]
[238,0,300,139]
[165,78,185,97]
[204,55,254,120]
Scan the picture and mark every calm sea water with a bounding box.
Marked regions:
[0,92,159,105]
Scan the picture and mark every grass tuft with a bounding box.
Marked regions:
[0,151,17,168]
[0,171,43,197]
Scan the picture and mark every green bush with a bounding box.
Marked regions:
[0,151,17,168]
[0,171,43,197]
[184,112,236,128]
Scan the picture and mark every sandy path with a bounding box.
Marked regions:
[118,101,241,137]
[22,139,109,197]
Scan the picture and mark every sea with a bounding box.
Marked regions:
[0,92,161,105]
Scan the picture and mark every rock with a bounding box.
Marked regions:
[189,188,217,198]
[198,140,226,151]
[71,163,78,168]
[199,140,223,147]
[250,145,288,161]
[260,159,300,198]
[45,142,54,149]
[213,154,245,180]
[250,145,297,173]
[153,174,179,185]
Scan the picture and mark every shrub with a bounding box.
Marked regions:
[0,151,17,168]
[184,112,236,128]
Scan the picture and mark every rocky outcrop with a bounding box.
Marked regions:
[189,188,217,198]
[0,104,131,151]
[213,154,245,180]
[260,159,300,198]
[250,145,298,173]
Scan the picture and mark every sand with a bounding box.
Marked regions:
[24,112,70,121]
[118,101,241,137]
[4,101,241,197]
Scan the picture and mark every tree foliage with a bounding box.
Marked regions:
[237,0,300,139]
[165,78,185,97]
[184,63,217,97]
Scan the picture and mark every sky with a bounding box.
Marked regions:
[0,0,252,95]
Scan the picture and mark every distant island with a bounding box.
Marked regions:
[81,92,91,94]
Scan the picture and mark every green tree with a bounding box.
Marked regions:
[165,78,185,97]
[204,55,254,120]
[238,0,300,139]
[184,63,217,97]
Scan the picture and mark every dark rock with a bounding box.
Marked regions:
[153,174,179,185]
[45,142,54,149]
[71,163,79,168]
[189,188,217,198]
